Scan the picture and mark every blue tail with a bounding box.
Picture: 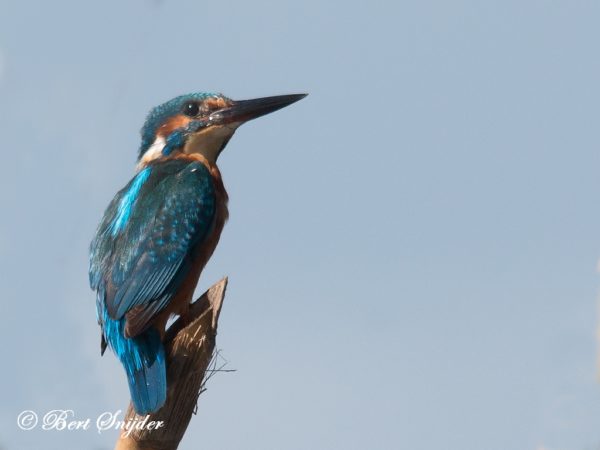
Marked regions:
[102,311,167,414]
[124,329,166,415]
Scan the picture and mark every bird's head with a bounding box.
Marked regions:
[138,92,306,167]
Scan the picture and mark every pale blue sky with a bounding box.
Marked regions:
[1,1,600,449]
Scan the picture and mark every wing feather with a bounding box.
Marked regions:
[89,159,216,336]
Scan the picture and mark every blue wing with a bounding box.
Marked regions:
[90,159,216,337]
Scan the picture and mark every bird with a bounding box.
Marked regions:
[89,92,306,414]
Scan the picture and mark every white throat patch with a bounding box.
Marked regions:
[137,136,166,169]
[182,124,238,164]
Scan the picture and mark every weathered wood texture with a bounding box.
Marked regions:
[114,277,228,450]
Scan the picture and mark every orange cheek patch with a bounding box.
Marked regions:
[155,98,230,140]
[204,97,231,111]
[157,115,192,138]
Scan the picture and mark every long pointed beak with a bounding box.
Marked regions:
[208,93,307,125]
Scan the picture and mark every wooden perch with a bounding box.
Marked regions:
[114,277,228,450]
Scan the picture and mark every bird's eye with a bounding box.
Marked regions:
[183,102,200,117]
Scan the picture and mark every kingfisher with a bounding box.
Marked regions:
[89,92,306,414]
